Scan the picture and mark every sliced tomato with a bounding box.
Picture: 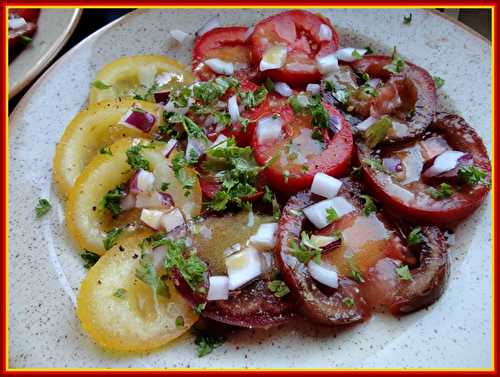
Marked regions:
[249,10,339,86]
[349,55,437,143]
[252,102,353,194]
[192,26,258,82]
[9,9,40,22]
[8,9,40,49]
[357,113,491,225]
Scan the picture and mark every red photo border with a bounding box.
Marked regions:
[1,1,497,374]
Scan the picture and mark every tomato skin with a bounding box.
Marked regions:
[249,10,339,86]
[252,103,354,194]
[358,113,491,225]
[8,9,40,49]
[192,26,258,82]
[9,9,40,22]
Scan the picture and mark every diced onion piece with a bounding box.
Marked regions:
[310,173,343,198]
[118,108,156,133]
[9,17,26,30]
[303,196,355,229]
[155,72,177,87]
[161,139,177,158]
[140,209,165,230]
[355,116,378,132]
[274,82,293,97]
[225,246,262,290]
[256,115,282,143]
[306,83,321,95]
[135,192,166,209]
[228,95,240,123]
[260,252,273,274]
[211,134,228,149]
[207,276,229,301]
[318,24,333,41]
[260,45,287,71]
[120,193,136,211]
[170,29,189,43]
[334,48,367,62]
[366,78,381,88]
[424,150,466,177]
[204,58,234,76]
[296,94,310,107]
[137,169,156,192]
[249,223,278,251]
[196,15,220,37]
[160,208,185,232]
[310,235,340,248]
[316,53,339,74]
[152,245,167,270]
[307,261,339,288]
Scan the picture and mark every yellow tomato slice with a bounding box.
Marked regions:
[66,137,202,254]
[89,55,193,104]
[53,100,163,198]
[77,233,198,352]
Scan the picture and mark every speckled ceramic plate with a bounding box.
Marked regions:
[8,8,82,99]
[8,8,492,369]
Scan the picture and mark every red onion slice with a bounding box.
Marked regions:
[153,91,170,104]
[161,139,177,158]
[119,108,156,133]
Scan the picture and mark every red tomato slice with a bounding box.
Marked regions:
[8,9,40,49]
[357,113,491,225]
[252,102,353,194]
[192,26,258,82]
[9,9,40,22]
[249,10,339,86]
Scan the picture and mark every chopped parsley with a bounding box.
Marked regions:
[99,146,113,156]
[289,231,322,264]
[364,115,392,148]
[239,86,268,109]
[384,47,406,73]
[263,185,281,220]
[408,227,423,246]
[194,303,206,314]
[35,199,52,218]
[264,77,274,92]
[160,182,170,191]
[101,184,126,217]
[171,153,196,196]
[136,251,170,308]
[326,207,338,222]
[360,83,379,97]
[91,80,112,90]
[426,183,454,200]
[126,144,150,171]
[168,113,208,142]
[20,35,32,45]
[351,49,362,59]
[364,45,374,55]
[175,315,185,328]
[395,264,412,280]
[194,330,225,357]
[348,258,365,283]
[103,227,123,250]
[288,94,329,129]
[360,195,377,216]
[458,165,490,187]
[267,280,290,297]
[433,76,445,89]
[80,250,100,269]
[342,297,355,308]
[403,13,412,24]
[362,157,393,176]
[113,288,127,299]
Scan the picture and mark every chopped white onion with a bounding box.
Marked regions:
[225,246,263,290]
[212,134,228,149]
[355,116,378,132]
[256,115,282,143]
[260,252,274,274]
[249,223,278,251]
[140,209,165,230]
[307,261,339,288]
[161,139,177,158]
[136,169,156,192]
[228,95,240,123]
[204,58,234,76]
[170,29,189,43]
[316,53,339,74]
[260,45,287,71]
[274,82,293,97]
[196,15,220,37]
[153,246,167,270]
[366,78,382,88]
[135,192,165,209]
[155,72,177,87]
[120,193,136,211]
[318,24,333,41]
[311,173,343,198]
[334,48,367,62]
[207,276,229,301]
[424,150,466,177]
[303,196,355,229]
[9,17,27,30]
[160,208,185,232]
[306,83,321,95]
[310,234,340,248]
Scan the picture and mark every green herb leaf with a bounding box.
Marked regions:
[175,315,185,328]
[267,280,290,297]
[458,165,490,187]
[20,35,32,45]
[194,330,225,357]
[433,76,445,89]
[351,49,362,59]
[342,297,355,308]
[348,257,365,283]
[364,115,392,148]
[362,157,393,176]
[264,77,274,92]
[395,264,412,280]
[426,183,454,200]
[403,13,412,24]
[384,47,406,73]
[80,250,100,269]
[360,83,379,97]
[91,80,112,90]
[326,207,338,222]
[364,45,374,55]
[136,253,170,302]
[35,199,52,218]
[101,184,126,217]
[289,231,322,264]
[103,228,123,250]
[99,146,113,156]
[360,195,377,216]
[172,153,196,196]
[126,144,150,171]
[194,303,206,314]
[113,288,127,299]
[288,95,303,113]
[408,227,423,246]
[239,86,268,109]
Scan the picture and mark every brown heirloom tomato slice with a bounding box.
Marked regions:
[192,26,258,82]
[252,102,353,194]
[349,55,437,143]
[357,113,491,225]
[276,179,449,324]
[249,10,339,86]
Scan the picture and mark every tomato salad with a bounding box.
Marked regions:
[8,8,39,56]
[51,10,491,356]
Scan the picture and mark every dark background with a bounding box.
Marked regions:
[8,8,491,112]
